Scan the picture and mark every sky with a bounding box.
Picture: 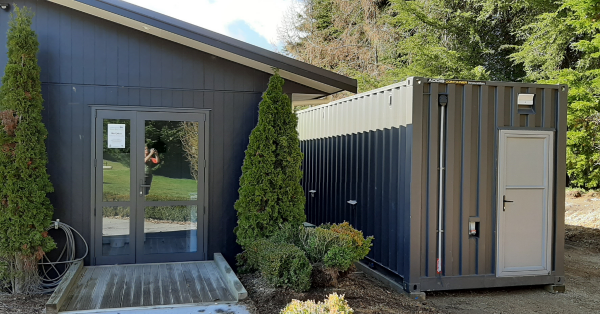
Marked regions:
[123,0,294,51]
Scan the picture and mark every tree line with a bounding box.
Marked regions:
[280,0,600,189]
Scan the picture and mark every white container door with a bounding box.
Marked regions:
[497,130,553,277]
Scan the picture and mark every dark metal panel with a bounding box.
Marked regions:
[204,55,215,91]
[47,4,61,83]
[420,274,559,291]
[82,14,95,85]
[555,86,568,276]
[59,7,72,83]
[388,127,399,271]
[425,84,439,278]
[36,0,49,83]
[94,22,107,85]
[150,37,162,88]
[105,22,118,86]
[444,84,462,276]
[138,34,151,88]
[161,43,173,89]
[127,31,140,87]
[172,47,184,90]
[71,12,84,84]
[381,128,391,266]
[461,84,479,275]
[117,30,129,87]
[478,85,494,274]
[217,91,237,263]
[214,57,225,91]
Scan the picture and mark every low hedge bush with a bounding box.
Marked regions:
[102,202,197,223]
[239,238,312,292]
[280,293,353,314]
[296,222,373,272]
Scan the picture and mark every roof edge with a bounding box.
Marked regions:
[52,0,358,94]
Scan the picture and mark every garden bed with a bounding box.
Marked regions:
[0,293,48,314]
[238,271,439,314]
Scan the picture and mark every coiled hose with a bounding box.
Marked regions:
[37,220,88,293]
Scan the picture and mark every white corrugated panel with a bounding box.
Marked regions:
[297,79,413,140]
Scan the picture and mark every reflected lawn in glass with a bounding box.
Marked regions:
[102,159,197,201]
[144,176,197,201]
[102,159,131,201]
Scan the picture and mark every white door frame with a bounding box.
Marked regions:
[496,129,553,277]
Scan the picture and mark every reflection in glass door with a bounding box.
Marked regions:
[136,114,205,263]
[95,111,137,265]
[94,110,206,265]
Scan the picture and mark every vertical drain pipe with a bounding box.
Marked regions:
[437,94,448,275]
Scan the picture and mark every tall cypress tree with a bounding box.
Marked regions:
[234,70,306,247]
[0,6,55,293]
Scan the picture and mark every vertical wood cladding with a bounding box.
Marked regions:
[0,0,321,266]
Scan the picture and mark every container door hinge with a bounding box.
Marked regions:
[94,159,97,168]
[203,206,206,215]
[94,257,97,265]
[204,160,206,168]
[94,207,96,217]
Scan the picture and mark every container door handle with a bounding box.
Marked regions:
[503,195,513,211]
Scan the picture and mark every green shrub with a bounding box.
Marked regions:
[101,197,197,223]
[240,238,312,292]
[328,222,374,265]
[234,70,306,247]
[295,222,373,272]
[323,246,355,271]
[0,6,55,294]
[281,293,353,314]
[270,223,303,246]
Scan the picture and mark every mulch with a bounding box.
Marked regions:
[0,293,49,314]
[238,271,442,314]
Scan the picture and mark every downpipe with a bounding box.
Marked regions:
[437,94,448,275]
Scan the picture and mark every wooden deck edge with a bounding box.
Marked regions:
[46,260,84,314]
[213,253,248,301]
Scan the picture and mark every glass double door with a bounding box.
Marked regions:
[94,110,206,265]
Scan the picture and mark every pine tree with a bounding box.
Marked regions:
[0,6,55,294]
[234,70,306,247]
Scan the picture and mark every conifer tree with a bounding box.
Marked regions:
[0,6,55,294]
[234,70,306,247]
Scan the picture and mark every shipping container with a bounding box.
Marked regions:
[297,77,567,293]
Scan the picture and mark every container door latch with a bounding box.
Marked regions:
[503,195,513,211]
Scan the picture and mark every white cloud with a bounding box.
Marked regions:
[123,0,293,48]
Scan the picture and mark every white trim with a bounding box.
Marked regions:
[47,0,342,94]
[496,130,554,277]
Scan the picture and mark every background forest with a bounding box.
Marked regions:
[279,0,600,189]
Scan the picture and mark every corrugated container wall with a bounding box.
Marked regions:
[297,77,567,292]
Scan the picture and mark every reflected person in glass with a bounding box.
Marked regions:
[144,146,160,195]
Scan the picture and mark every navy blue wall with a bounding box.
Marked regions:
[1,0,320,265]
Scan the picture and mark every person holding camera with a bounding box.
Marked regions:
[144,146,160,196]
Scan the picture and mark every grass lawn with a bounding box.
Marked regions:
[102,160,197,201]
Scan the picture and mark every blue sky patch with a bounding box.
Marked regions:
[227,20,272,50]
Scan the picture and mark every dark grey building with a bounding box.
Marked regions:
[298,78,567,293]
[0,0,357,266]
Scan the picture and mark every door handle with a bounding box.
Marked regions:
[140,184,151,195]
[503,195,513,211]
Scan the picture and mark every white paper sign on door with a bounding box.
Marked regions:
[107,124,126,148]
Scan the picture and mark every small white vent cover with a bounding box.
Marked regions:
[518,94,535,105]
